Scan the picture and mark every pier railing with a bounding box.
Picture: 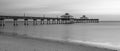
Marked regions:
[0,15,99,26]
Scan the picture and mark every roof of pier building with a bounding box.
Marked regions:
[80,15,89,19]
[61,13,73,18]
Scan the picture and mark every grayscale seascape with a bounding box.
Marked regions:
[1,0,120,51]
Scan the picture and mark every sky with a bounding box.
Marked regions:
[0,0,120,21]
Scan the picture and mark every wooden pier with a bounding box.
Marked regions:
[0,13,99,26]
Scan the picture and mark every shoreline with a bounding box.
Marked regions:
[0,31,117,51]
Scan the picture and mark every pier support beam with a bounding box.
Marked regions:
[13,19,18,26]
[52,19,55,24]
[24,19,29,25]
[63,20,67,24]
[57,19,60,24]
[97,19,99,23]
[0,18,5,26]
[54,19,57,24]
[61,19,63,24]
[89,20,91,23]
[59,19,62,24]
[47,19,50,24]
[39,19,42,24]
[33,19,37,25]
[40,19,44,24]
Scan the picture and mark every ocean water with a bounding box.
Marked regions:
[0,21,120,50]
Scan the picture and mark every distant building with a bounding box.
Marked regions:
[79,15,99,23]
[80,15,88,19]
[60,13,74,24]
[61,13,73,18]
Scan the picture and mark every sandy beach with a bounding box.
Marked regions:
[0,32,117,51]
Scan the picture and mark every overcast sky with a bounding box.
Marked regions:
[0,0,120,21]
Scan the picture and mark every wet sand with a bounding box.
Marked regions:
[0,32,117,51]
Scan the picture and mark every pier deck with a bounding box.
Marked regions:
[0,15,99,26]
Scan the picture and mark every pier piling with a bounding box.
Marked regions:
[13,19,18,26]
[33,19,37,25]
[24,19,29,25]
[0,18,5,26]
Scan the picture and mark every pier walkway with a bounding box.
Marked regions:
[0,13,99,26]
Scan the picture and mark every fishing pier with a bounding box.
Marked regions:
[0,13,99,26]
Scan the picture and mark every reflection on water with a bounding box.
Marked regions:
[1,21,120,49]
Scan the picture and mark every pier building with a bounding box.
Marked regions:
[61,13,73,18]
[75,15,99,23]
[60,13,74,24]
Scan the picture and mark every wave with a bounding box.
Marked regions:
[67,39,119,50]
